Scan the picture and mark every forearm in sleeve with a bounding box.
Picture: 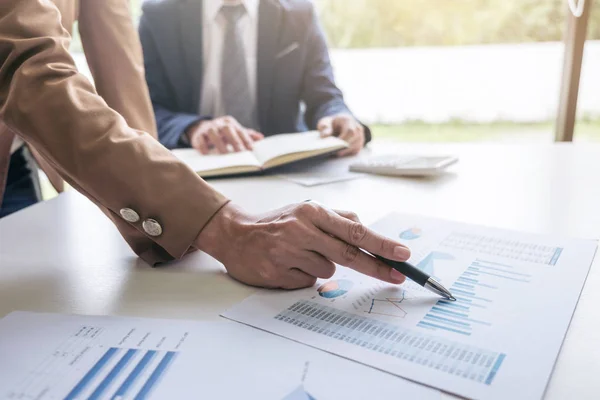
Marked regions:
[0,0,229,264]
[78,0,157,138]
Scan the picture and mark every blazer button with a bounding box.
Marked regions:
[142,219,163,237]
[119,208,140,223]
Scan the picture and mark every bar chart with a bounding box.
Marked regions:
[275,300,506,385]
[223,213,599,400]
[5,323,179,400]
[417,258,532,336]
[64,347,177,400]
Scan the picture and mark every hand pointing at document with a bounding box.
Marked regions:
[0,0,394,287]
[196,201,410,289]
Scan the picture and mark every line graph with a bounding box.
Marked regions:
[364,291,411,318]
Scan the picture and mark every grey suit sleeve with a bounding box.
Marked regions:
[139,15,205,149]
[300,5,371,143]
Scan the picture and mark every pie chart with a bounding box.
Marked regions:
[317,279,353,298]
[399,227,422,240]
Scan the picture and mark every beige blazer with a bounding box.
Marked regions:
[6,0,160,195]
[0,0,229,265]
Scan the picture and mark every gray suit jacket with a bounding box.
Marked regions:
[139,0,371,149]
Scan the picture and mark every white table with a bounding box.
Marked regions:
[1,142,599,399]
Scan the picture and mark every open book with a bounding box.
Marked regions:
[171,131,348,178]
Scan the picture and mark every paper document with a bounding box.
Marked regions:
[223,213,598,400]
[0,311,440,400]
[275,156,366,187]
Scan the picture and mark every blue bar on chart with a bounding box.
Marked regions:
[274,300,506,385]
[64,347,118,400]
[417,258,531,336]
[63,348,177,400]
[89,349,138,400]
[112,350,157,399]
[549,248,563,265]
[134,351,177,400]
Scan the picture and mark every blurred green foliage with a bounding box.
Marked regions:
[316,0,600,48]
[72,0,599,51]
[372,120,600,142]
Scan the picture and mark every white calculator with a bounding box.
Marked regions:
[349,155,458,177]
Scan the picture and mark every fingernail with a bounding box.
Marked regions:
[393,246,411,260]
[390,268,405,283]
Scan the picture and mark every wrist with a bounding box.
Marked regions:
[184,121,201,143]
[186,118,214,142]
[194,202,249,261]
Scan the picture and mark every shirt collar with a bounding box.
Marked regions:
[205,0,259,22]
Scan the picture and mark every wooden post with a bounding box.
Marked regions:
[555,0,593,142]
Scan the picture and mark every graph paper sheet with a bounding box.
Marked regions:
[223,213,598,400]
[0,311,439,400]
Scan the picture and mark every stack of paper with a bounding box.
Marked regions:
[0,213,596,399]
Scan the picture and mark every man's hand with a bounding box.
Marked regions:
[195,201,410,289]
[318,114,365,157]
[186,116,264,155]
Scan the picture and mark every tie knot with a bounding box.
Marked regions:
[220,4,246,24]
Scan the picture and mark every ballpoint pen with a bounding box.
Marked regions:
[370,252,456,301]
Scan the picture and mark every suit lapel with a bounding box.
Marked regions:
[257,0,283,131]
[179,0,204,112]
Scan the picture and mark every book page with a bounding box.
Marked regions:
[171,149,261,177]
[252,131,348,166]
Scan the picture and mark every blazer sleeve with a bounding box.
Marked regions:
[77,0,158,139]
[0,0,229,265]
[300,4,371,143]
[138,14,207,149]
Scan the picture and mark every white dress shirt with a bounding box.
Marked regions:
[10,137,23,154]
[200,0,258,123]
